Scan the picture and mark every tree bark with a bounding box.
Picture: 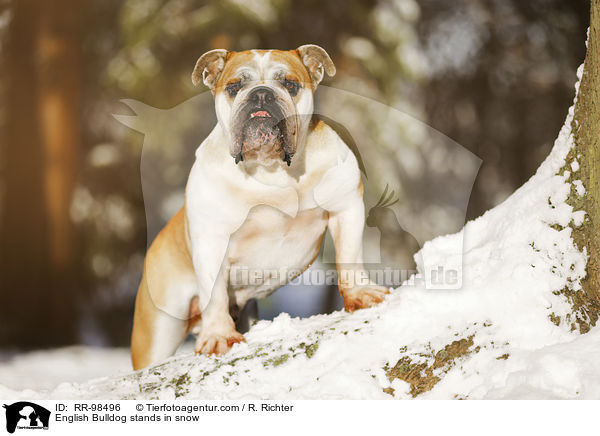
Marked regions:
[562,0,600,332]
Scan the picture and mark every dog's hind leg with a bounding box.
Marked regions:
[131,274,189,370]
[232,299,258,333]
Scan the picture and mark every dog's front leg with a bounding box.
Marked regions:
[194,263,245,355]
[328,194,389,312]
[185,158,251,354]
[186,216,246,355]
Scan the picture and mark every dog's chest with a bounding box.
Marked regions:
[226,205,328,302]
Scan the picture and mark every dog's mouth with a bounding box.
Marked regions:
[250,110,272,118]
[232,104,295,166]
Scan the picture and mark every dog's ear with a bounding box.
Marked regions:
[192,49,228,89]
[296,44,336,87]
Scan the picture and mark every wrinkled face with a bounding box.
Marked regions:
[215,50,313,166]
[193,46,335,167]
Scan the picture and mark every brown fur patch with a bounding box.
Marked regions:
[227,336,245,348]
[131,273,154,370]
[342,287,389,312]
[143,208,194,309]
[130,207,194,370]
[186,296,202,333]
[270,50,312,87]
[215,50,312,92]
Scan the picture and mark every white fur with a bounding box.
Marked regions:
[184,119,378,353]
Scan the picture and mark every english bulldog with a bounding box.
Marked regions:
[131,44,389,370]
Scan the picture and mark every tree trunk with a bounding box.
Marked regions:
[0,0,83,347]
[562,0,600,333]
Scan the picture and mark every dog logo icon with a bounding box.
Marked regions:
[2,402,50,433]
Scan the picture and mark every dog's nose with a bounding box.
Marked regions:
[249,86,274,106]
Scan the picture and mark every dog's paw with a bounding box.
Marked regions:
[194,330,245,356]
[342,285,389,312]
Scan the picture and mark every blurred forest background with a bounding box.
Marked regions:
[0,0,589,351]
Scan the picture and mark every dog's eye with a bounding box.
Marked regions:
[226,82,242,97]
[283,79,300,96]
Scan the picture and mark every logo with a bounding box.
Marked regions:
[2,402,50,434]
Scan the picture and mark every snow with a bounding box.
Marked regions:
[574,179,586,197]
[0,347,132,392]
[0,67,593,401]
[571,159,580,172]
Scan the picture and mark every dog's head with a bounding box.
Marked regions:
[192,45,335,167]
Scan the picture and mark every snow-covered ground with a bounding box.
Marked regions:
[0,347,132,392]
[0,67,593,400]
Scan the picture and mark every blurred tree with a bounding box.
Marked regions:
[0,0,84,347]
[417,0,589,219]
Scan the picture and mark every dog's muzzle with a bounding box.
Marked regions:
[231,86,295,166]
